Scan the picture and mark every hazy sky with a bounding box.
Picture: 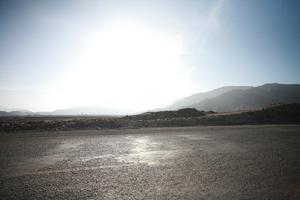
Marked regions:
[0,0,299,112]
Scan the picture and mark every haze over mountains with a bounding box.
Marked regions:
[0,107,131,117]
[166,83,300,112]
[165,86,252,110]
[0,83,300,116]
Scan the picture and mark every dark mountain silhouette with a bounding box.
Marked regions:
[166,86,251,110]
[177,83,300,112]
[1,83,300,116]
[128,108,206,120]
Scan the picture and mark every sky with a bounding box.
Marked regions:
[0,0,299,113]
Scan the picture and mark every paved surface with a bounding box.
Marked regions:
[1,125,300,199]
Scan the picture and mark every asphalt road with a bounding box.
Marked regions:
[1,125,300,200]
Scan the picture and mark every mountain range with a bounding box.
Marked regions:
[166,83,300,112]
[1,83,300,116]
[0,106,131,116]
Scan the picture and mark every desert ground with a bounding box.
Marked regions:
[1,104,299,132]
[1,125,300,199]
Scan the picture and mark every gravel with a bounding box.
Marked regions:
[1,125,300,199]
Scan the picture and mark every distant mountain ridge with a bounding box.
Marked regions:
[166,83,300,112]
[1,83,300,116]
[166,86,252,110]
[0,106,133,116]
[44,106,133,116]
[0,110,34,116]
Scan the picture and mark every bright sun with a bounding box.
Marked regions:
[49,23,192,112]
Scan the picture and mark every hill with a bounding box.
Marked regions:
[166,83,300,112]
[1,83,300,116]
[166,86,251,110]
[128,108,207,120]
[1,103,299,132]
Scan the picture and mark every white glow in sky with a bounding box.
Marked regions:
[47,23,194,112]
[0,0,299,112]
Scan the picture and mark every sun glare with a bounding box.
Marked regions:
[49,23,192,112]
